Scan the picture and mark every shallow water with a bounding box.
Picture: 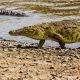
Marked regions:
[0,12,80,48]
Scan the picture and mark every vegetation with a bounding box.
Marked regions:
[60,2,80,7]
[17,4,54,14]
[0,1,80,15]
[13,0,67,3]
[0,2,17,7]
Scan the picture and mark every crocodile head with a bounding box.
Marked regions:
[9,26,48,40]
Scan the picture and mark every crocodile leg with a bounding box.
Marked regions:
[38,40,45,48]
[48,32,65,48]
[54,35,65,48]
[59,41,65,49]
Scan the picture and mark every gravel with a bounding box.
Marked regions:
[0,40,80,80]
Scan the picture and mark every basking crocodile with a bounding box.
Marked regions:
[0,9,27,17]
[9,20,80,48]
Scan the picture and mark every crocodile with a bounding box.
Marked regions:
[0,9,27,17]
[9,20,80,48]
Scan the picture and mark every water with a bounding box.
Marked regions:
[0,12,80,48]
[0,12,54,46]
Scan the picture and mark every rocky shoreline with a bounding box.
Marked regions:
[0,40,80,80]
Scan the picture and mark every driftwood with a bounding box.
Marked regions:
[0,9,27,17]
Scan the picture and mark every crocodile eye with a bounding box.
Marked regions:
[34,31,38,35]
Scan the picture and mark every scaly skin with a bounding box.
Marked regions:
[9,20,80,48]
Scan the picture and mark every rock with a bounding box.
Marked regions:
[16,44,22,48]
[49,66,54,69]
